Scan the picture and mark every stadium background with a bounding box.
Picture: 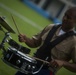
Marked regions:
[0,0,76,75]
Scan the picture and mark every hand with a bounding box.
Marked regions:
[18,34,26,42]
[49,59,65,68]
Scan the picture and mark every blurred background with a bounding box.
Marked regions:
[0,0,76,75]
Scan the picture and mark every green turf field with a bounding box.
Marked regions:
[0,0,76,75]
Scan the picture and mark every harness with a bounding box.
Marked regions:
[35,24,76,66]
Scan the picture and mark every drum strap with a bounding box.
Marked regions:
[35,25,76,62]
[47,31,76,50]
[35,25,61,61]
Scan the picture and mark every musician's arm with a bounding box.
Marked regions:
[63,45,76,72]
[18,34,42,48]
[24,36,42,48]
[50,45,76,73]
[49,59,76,73]
[63,61,76,72]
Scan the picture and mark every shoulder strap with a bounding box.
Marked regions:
[44,25,61,44]
[38,25,61,50]
[48,31,76,50]
[35,25,61,60]
[35,26,76,65]
[44,31,76,62]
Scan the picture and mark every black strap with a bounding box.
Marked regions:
[35,25,76,60]
[38,25,61,50]
[35,25,61,67]
[46,31,76,62]
[44,25,61,44]
[48,31,76,49]
[35,25,61,60]
[35,25,76,67]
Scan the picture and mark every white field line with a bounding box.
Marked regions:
[0,3,42,30]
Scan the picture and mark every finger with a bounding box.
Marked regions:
[50,60,58,68]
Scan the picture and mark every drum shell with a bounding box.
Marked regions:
[2,48,37,74]
[8,39,30,54]
[3,50,24,68]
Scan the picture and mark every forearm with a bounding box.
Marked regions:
[18,34,42,48]
[63,61,76,72]
[25,37,41,48]
[25,37,37,48]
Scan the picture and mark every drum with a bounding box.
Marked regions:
[8,39,30,54]
[2,47,37,74]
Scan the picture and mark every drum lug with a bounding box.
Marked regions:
[16,60,21,64]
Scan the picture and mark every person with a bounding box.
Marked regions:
[15,7,76,75]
